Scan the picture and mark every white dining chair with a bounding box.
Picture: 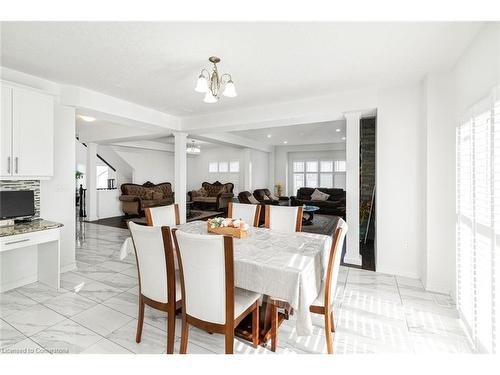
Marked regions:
[145,204,180,227]
[264,205,303,233]
[270,218,348,354]
[128,222,181,354]
[227,202,261,227]
[172,230,261,354]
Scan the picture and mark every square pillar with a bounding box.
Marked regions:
[344,111,362,266]
[174,132,188,224]
[85,142,98,221]
[243,148,252,192]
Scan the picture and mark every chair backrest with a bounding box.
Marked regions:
[172,230,234,325]
[264,205,303,233]
[128,222,176,304]
[145,204,180,227]
[323,219,348,307]
[227,202,261,227]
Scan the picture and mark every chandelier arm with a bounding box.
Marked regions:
[200,68,211,79]
[220,73,233,85]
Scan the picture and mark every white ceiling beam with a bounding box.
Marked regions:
[193,133,273,153]
[110,140,176,153]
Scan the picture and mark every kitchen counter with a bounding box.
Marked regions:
[0,219,63,237]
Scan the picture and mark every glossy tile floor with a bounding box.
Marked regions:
[0,220,475,354]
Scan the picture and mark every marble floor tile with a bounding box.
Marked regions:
[1,337,48,354]
[106,319,167,354]
[100,273,138,291]
[0,319,26,350]
[102,291,138,318]
[73,280,123,303]
[100,260,134,273]
[15,282,68,303]
[60,271,94,292]
[81,337,132,354]
[0,290,38,318]
[73,262,117,282]
[119,267,138,278]
[3,303,66,336]
[72,304,133,336]
[409,331,474,353]
[30,319,102,354]
[42,292,97,317]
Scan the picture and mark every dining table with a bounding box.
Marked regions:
[120,220,333,338]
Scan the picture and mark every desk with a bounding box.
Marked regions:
[0,220,63,292]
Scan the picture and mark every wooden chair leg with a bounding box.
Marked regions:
[136,296,145,343]
[324,311,333,354]
[252,303,259,348]
[225,324,234,354]
[166,305,176,354]
[270,304,278,352]
[330,310,335,333]
[180,317,189,354]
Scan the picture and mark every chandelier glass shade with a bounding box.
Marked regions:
[186,140,201,154]
[195,56,237,103]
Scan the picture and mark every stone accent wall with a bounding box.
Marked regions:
[0,180,40,218]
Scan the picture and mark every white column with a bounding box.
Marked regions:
[85,142,98,221]
[344,111,362,266]
[268,146,275,191]
[243,148,252,192]
[174,132,188,224]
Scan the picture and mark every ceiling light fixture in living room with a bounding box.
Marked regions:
[186,140,201,154]
[195,56,237,103]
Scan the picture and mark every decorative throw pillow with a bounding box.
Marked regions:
[269,193,279,201]
[311,189,329,201]
[248,195,260,204]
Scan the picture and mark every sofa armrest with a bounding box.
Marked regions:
[216,192,234,209]
[119,195,141,203]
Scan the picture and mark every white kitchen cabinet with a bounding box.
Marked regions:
[0,86,13,177]
[0,84,54,179]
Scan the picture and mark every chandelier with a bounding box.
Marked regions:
[195,56,237,103]
[186,140,201,154]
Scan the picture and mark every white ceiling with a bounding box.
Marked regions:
[1,22,482,117]
[232,120,346,146]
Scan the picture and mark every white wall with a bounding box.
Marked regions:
[251,149,269,192]
[40,104,76,272]
[376,83,425,278]
[422,23,500,296]
[274,143,346,196]
[112,146,175,185]
[187,146,244,193]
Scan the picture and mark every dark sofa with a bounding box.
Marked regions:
[119,181,174,216]
[188,181,234,211]
[253,188,289,206]
[290,187,346,217]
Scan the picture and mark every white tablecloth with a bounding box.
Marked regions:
[120,221,332,336]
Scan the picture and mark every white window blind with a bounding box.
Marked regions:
[457,89,499,353]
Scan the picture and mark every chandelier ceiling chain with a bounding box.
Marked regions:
[195,56,237,103]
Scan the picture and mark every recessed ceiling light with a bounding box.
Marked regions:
[336,128,341,132]
[283,141,288,144]
[267,134,272,138]
[341,137,346,140]
[78,115,96,122]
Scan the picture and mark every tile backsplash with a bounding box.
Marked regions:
[0,180,40,218]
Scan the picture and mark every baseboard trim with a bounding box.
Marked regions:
[375,266,420,279]
[343,254,362,266]
[0,275,38,293]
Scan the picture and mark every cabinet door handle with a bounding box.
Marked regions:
[7,156,10,174]
[5,238,30,246]
[15,157,18,174]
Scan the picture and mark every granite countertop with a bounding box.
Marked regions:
[0,219,63,238]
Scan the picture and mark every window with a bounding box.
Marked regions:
[456,91,500,353]
[229,161,239,173]
[209,162,218,173]
[293,159,345,193]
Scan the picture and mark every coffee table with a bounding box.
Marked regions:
[302,205,320,225]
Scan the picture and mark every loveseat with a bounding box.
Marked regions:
[119,181,174,216]
[290,187,346,217]
[253,188,290,206]
[188,181,234,211]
